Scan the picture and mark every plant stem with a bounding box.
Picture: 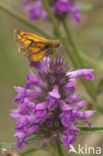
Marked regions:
[42,0,97,101]
[42,0,78,67]
[42,0,61,38]
[62,19,85,67]
[56,141,64,156]
[0,2,51,38]
[0,1,98,100]
[1,2,103,72]
[62,19,97,100]
[48,140,58,156]
[0,2,103,72]
[61,19,103,70]
[42,0,84,68]
[80,52,103,71]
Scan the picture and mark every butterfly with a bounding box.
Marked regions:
[14,30,60,61]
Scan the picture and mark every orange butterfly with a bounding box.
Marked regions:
[14,30,60,61]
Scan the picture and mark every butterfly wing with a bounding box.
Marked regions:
[28,49,47,61]
[14,30,59,61]
[14,30,48,47]
[27,42,51,61]
[14,30,52,61]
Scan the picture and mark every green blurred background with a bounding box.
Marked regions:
[0,0,103,155]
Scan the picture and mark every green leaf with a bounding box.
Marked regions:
[27,135,40,144]
[0,142,16,148]
[79,126,103,134]
[1,126,103,149]
[0,135,39,149]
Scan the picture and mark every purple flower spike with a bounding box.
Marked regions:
[11,56,95,149]
[23,0,81,24]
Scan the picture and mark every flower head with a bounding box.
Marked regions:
[23,0,81,23]
[11,56,95,149]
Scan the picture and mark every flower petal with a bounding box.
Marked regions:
[67,69,94,80]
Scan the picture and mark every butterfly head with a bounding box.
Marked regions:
[51,40,60,48]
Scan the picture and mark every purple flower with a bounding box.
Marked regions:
[23,0,81,23]
[70,6,81,23]
[11,56,95,149]
[56,0,71,12]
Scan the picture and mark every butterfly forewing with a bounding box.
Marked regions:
[14,30,47,46]
[14,30,60,61]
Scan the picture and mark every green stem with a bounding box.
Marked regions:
[0,2,103,72]
[62,19,97,100]
[80,52,103,71]
[62,19,84,67]
[0,2,51,38]
[42,0,61,38]
[56,141,64,156]
[0,1,98,100]
[42,0,85,67]
[42,0,78,67]
[48,140,58,156]
[62,19,103,71]
[42,0,96,101]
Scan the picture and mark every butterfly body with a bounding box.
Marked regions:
[14,30,60,61]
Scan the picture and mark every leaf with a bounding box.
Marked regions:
[26,135,40,144]
[0,142,16,149]
[1,127,103,150]
[79,126,103,134]
[0,135,39,149]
